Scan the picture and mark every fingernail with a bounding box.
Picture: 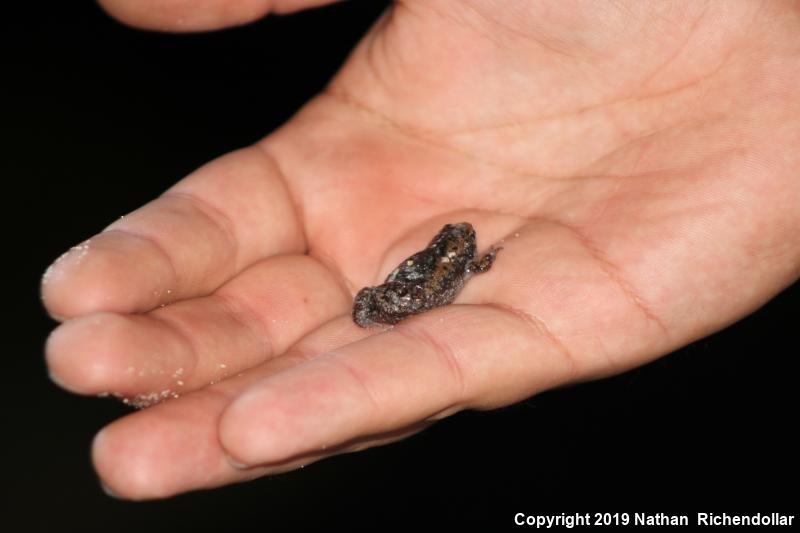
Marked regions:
[100,481,120,499]
[225,453,250,470]
[47,370,67,389]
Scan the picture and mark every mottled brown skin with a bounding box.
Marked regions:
[353,223,500,327]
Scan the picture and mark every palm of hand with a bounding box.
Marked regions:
[44,0,800,498]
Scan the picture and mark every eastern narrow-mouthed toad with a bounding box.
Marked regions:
[353,222,500,327]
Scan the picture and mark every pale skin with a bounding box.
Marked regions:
[42,0,800,499]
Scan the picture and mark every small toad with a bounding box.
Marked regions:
[353,222,500,327]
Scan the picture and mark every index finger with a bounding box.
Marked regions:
[41,146,304,319]
[217,304,577,467]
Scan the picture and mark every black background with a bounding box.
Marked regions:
[4,1,797,530]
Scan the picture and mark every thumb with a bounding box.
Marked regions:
[98,0,346,32]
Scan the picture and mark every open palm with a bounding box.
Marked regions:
[43,0,800,499]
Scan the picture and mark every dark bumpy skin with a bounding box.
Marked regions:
[353,223,500,327]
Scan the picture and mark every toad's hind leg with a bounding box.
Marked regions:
[467,246,502,274]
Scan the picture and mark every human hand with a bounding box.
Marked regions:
[42,0,800,499]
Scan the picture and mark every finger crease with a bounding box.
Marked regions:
[214,291,274,362]
[163,190,241,270]
[393,324,467,403]
[255,144,309,252]
[485,302,579,381]
[325,355,382,418]
[147,312,200,377]
[103,227,179,290]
